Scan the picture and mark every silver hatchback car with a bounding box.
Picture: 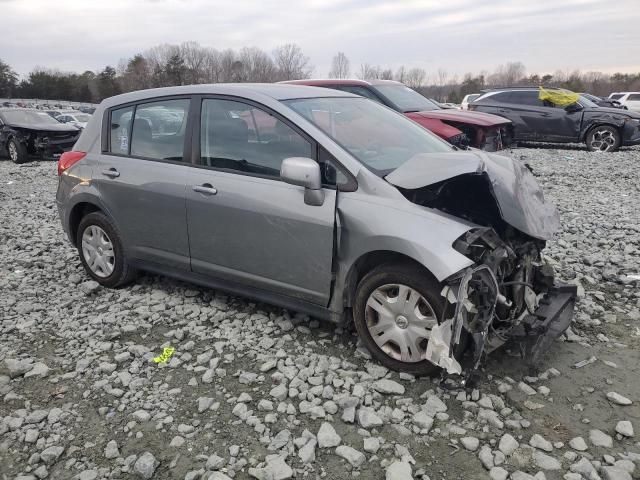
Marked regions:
[56,84,576,378]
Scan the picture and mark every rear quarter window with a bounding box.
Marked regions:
[627,94,640,101]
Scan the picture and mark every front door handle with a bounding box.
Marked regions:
[102,168,120,178]
[193,184,217,195]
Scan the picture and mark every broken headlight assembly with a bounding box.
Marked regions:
[426,227,577,385]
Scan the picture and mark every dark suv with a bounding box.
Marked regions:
[470,87,640,152]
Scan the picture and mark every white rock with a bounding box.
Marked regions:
[363,437,380,453]
[40,446,64,465]
[373,379,405,395]
[134,452,158,479]
[569,437,588,451]
[298,439,316,463]
[317,422,341,448]
[489,467,509,480]
[385,460,412,479]
[411,411,434,432]
[335,445,366,468]
[533,450,562,470]
[589,429,613,448]
[615,421,634,437]
[105,440,119,459]
[529,434,553,452]
[498,433,519,456]
[607,392,632,406]
[358,407,383,428]
[206,454,226,470]
[460,437,480,451]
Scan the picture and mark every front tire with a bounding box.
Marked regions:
[586,125,620,152]
[8,138,28,164]
[76,212,136,288]
[353,263,447,376]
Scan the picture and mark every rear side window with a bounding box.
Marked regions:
[627,94,640,101]
[110,106,134,155]
[610,94,623,100]
[479,92,511,103]
[130,99,190,161]
[508,91,543,107]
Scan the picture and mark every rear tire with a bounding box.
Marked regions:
[586,125,620,152]
[76,212,136,288]
[8,138,28,164]
[353,262,451,376]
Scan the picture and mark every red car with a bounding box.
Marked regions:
[283,79,513,151]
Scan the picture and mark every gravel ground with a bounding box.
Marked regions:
[1,147,639,480]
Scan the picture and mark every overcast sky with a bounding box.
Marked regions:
[2,0,640,79]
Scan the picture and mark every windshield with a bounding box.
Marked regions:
[579,96,598,108]
[284,97,453,174]
[466,94,480,103]
[1,110,61,125]
[372,85,440,112]
[74,113,91,122]
[610,94,623,100]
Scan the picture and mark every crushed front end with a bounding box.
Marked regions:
[385,150,577,381]
[427,227,576,382]
[14,128,80,160]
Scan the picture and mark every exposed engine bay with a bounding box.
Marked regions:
[389,154,577,383]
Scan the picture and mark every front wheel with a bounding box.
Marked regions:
[7,138,28,164]
[76,212,136,288]
[586,126,620,152]
[353,263,447,376]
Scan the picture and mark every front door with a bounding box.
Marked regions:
[185,97,337,305]
[92,98,193,270]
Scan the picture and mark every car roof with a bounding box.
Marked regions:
[101,83,357,108]
[280,79,403,87]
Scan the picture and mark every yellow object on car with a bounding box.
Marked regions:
[538,87,580,107]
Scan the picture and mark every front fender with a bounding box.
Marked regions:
[330,192,476,314]
[579,113,625,140]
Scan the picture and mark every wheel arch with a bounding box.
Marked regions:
[341,250,442,310]
[68,201,104,247]
[580,122,622,142]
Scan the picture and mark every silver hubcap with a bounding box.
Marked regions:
[590,129,616,152]
[81,225,115,278]
[8,142,18,161]
[365,284,438,363]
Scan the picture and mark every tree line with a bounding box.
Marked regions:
[2,45,640,104]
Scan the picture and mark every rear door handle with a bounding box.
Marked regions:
[193,184,217,195]
[102,168,120,178]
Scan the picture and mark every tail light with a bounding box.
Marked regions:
[58,151,86,176]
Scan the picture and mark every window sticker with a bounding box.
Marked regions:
[119,128,128,152]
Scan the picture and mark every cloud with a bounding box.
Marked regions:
[2,0,639,78]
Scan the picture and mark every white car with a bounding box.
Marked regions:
[57,112,91,129]
[460,93,480,110]
[608,92,640,112]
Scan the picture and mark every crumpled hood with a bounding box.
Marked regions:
[584,106,640,119]
[409,109,512,127]
[385,150,560,240]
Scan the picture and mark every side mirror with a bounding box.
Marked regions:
[280,157,324,206]
[565,103,583,113]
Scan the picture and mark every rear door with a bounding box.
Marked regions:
[92,97,193,270]
[624,93,640,112]
[184,96,338,305]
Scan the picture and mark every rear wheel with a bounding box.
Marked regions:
[76,212,136,288]
[353,263,448,376]
[7,138,28,164]
[586,125,620,152]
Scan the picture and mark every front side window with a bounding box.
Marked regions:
[200,99,312,177]
[285,97,452,175]
[130,99,189,160]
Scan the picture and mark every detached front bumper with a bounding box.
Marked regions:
[511,282,577,366]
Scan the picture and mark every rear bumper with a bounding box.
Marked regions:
[511,283,577,365]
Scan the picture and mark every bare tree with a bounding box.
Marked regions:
[404,67,426,89]
[380,68,394,80]
[239,47,277,82]
[273,44,313,80]
[487,61,526,86]
[395,66,407,83]
[329,52,350,79]
[181,41,207,84]
[358,63,381,80]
